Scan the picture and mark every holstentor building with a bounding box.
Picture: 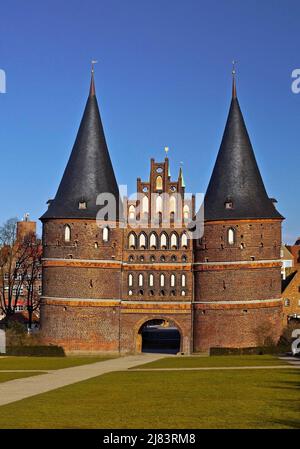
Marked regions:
[40,70,284,354]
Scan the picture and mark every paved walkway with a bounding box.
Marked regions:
[131,364,300,372]
[0,354,163,407]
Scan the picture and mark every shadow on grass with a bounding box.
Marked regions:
[263,370,300,429]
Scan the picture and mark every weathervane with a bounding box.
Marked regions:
[91,60,98,73]
[232,60,237,77]
[232,60,237,98]
[164,146,169,156]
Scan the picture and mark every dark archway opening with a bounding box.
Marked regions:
[140,319,181,354]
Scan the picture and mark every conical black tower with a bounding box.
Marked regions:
[41,70,120,220]
[204,75,283,221]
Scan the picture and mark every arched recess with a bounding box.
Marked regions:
[102,226,109,242]
[160,232,168,249]
[181,232,188,248]
[135,316,183,354]
[227,227,235,245]
[183,204,189,220]
[169,195,176,214]
[138,232,147,249]
[149,232,157,249]
[128,232,137,249]
[170,232,178,249]
[64,225,71,242]
[156,195,163,213]
[141,195,149,214]
[156,176,163,190]
[128,205,135,220]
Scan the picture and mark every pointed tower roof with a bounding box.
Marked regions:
[41,67,121,220]
[204,73,283,221]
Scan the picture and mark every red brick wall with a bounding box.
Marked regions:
[193,303,283,351]
[40,216,283,353]
[194,220,281,263]
[40,300,120,351]
[194,267,281,302]
[193,219,283,351]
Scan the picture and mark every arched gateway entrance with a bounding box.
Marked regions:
[136,319,181,354]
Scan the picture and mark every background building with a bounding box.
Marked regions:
[282,239,300,324]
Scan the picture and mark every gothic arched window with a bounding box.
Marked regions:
[160,274,165,287]
[64,225,71,242]
[128,205,135,220]
[181,232,188,248]
[170,233,178,249]
[142,195,149,214]
[169,196,176,214]
[156,195,162,213]
[128,274,133,287]
[139,233,147,249]
[149,274,154,287]
[128,232,136,249]
[138,274,144,287]
[150,233,157,249]
[181,274,186,287]
[183,205,189,220]
[103,226,109,242]
[156,176,163,190]
[228,228,235,245]
[160,233,168,249]
[170,274,176,287]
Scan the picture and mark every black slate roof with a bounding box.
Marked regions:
[41,74,121,220]
[204,82,283,221]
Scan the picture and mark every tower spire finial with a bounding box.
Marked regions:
[232,60,237,99]
[89,60,98,96]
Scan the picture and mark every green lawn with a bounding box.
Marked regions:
[0,356,113,371]
[0,368,299,428]
[0,372,46,383]
[132,355,288,370]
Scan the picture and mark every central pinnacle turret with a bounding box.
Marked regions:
[204,69,283,221]
[41,66,121,220]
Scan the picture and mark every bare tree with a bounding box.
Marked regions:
[0,218,42,327]
[22,234,42,330]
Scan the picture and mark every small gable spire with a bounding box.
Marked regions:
[179,163,185,188]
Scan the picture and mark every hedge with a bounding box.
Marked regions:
[0,345,65,357]
[210,345,290,356]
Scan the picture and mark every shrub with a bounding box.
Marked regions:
[210,346,288,356]
[2,345,65,357]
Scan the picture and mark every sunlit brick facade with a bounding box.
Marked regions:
[40,72,283,353]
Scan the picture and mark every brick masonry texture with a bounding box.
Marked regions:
[40,216,284,353]
[193,304,282,351]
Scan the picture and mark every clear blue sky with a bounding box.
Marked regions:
[0,0,299,242]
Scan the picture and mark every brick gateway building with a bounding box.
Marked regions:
[40,71,283,353]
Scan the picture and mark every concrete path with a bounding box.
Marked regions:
[131,364,300,372]
[0,370,51,373]
[279,356,300,367]
[0,354,163,407]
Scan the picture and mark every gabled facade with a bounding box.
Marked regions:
[40,71,283,353]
